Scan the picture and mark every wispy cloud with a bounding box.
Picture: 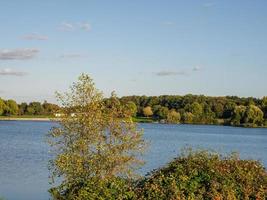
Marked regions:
[155,70,187,76]
[0,68,28,76]
[203,2,215,7]
[21,33,48,41]
[162,21,175,26]
[58,22,75,31]
[130,78,137,82]
[58,22,91,32]
[156,67,202,77]
[59,53,88,59]
[192,66,201,71]
[78,22,91,31]
[0,48,39,60]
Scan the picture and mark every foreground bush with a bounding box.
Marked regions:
[50,150,267,200]
[49,177,136,200]
[136,150,267,200]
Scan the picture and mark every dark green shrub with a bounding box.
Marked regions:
[49,149,267,200]
[135,149,267,200]
[49,177,136,200]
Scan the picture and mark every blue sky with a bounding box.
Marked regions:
[0,0,266,103]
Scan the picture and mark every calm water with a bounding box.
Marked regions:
[0,121,266,200]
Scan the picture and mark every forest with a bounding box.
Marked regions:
[1,94,267,127]
[0,99,59,117]
[119,95,267,127]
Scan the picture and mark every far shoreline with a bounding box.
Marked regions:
[0,117,266,128]
[0,117,56,122]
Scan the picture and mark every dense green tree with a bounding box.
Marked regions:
[26,106,35,115]
[262,96,267,119]
[153,105,169,119]
[19,102,27,115]
[125,101,137,117]
[231,105,246,125]
[244,105,264,126]
[27,102,44,115]
[262,96,267,107]
[212,103,224,118]
[0,98,6,115]
[185,102,203,117]
[42,101,59,115]
[5,99,19,115]
[223,101,236,119]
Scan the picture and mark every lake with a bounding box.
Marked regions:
[0,121,266,200]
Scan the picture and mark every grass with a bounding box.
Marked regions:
[132,117,156,123]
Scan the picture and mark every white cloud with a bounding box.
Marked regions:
[0,68,28,76]
[58,22,75,31]
[156,67,202,77]
[21,33,48,40]
[162,21,175,26]
[59,53,88,59]
[203,2,215,7]
[58,22,92,32]
[130,79,137,82]
[155,70,187,76]
[193,66,201,71]
[0,48,39,60]
[78,22,91,31]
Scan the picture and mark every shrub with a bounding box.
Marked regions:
[50,149,267,200]
[135,149,267,200]
[49,177,136,200]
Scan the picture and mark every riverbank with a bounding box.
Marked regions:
[0,116,266,128]
[0,117,52,121]
[0,115,55,121]
[133,117,267,128]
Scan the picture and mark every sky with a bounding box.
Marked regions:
[0,0,267,103]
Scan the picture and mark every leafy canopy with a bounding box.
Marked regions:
[47,74,146,198]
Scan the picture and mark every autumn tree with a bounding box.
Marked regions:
[143,106,153,117]
[167,109,181,124]
[47,74,146,199]
[182,112,194,124]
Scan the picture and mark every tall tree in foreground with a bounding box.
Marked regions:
[47,74,146,199]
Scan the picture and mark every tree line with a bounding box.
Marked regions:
[0,98,59,116]
[118,95,267,127]
[1,95,267,127]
